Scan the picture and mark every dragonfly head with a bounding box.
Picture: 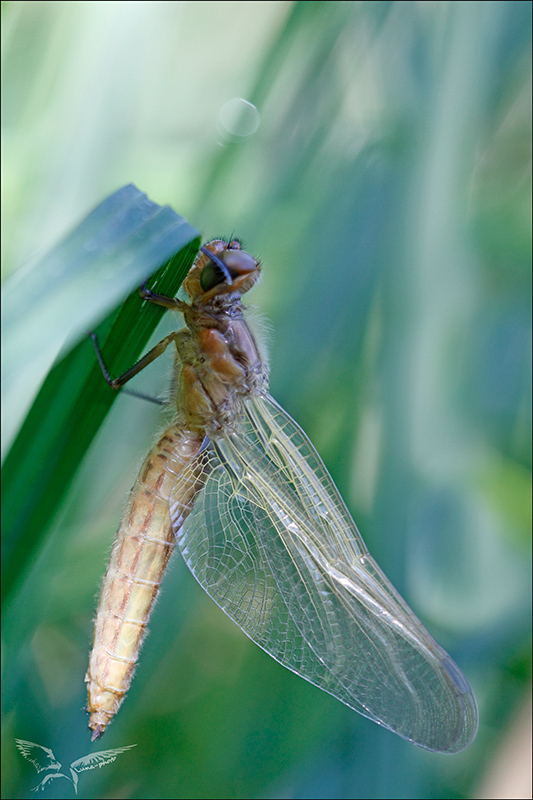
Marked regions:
[184,239,261,301]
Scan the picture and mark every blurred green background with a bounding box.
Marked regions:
[2,2,531,799]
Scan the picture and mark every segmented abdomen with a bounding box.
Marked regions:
[85,424,205,739]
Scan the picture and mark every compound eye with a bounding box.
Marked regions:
[200,262,229,292]
[220,250,257,276]
[200,249,257,291]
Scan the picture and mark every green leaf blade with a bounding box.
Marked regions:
[2,186,201,602]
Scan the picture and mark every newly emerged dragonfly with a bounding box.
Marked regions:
[86,239,478,752]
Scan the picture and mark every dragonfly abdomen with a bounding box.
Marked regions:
[86,425,205,739]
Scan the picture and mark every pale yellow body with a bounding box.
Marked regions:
[86,240,263,738]
[85,426,204,736]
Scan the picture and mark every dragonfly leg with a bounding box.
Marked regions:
[91,332,179,393]
[140,283,188,311]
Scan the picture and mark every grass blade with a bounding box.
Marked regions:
[2,186,200,602]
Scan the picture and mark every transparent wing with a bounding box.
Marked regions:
[169,393,478,752]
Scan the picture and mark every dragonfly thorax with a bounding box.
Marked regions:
[176,244,268,435]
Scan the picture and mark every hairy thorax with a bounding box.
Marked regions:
[176,294,268,435]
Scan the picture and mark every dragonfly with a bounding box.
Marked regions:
[86,239,478,752]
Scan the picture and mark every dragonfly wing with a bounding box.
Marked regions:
[170,394,478,753]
